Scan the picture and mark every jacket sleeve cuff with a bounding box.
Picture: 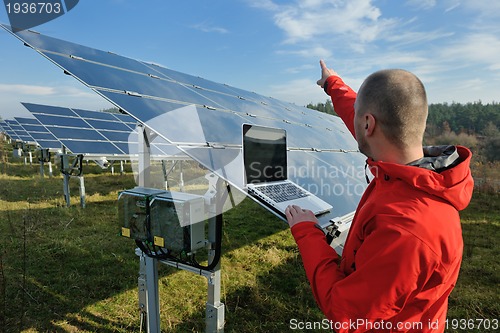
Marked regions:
[323,75,344,95]
[291,221,326,243]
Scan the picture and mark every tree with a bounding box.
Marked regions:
[482,121,499,138]
[307,99,337,116]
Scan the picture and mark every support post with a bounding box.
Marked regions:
[179,160,185,192]
[78,176,86,208]
[138,125,151,188]
[161,160,168,190]
[63,173,71,207]
[48,160,53,177]
[40,158,45,178]
[206,235,224,332]
[137,124,160,333]
[205,177,224,333]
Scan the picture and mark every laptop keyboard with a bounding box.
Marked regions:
[257,183,309,203]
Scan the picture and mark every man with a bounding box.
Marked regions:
[285,60,474,332]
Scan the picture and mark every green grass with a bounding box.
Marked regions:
[0,154,498,333]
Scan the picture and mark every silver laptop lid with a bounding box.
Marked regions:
[242,124,287,185]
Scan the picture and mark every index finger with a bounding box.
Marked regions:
[319,59,327,70]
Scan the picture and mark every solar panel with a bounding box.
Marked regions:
[2,24,367,219]
[14,117,61,150]
[4,119,36,143]
[0,121,9,135]
[22,104,124,156]
[21,102,186,159]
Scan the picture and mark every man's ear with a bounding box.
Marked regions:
[365,113,376,136]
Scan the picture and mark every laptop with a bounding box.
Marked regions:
[242,124,332,216]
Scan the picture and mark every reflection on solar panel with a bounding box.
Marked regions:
[2,24,367,218]
[14,117,61,150]
[21,102,184,159]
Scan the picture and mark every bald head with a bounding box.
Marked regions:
[357,69,428,149]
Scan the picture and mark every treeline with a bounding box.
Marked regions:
[307,100,500,162]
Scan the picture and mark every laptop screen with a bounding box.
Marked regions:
[243,124,287,184]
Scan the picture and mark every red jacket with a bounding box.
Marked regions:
[291,75,474,332]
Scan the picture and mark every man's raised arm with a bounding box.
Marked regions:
[317,60,357,138]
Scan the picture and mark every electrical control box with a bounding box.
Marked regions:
[118,187,206,254]
[118,187,166,242]
[38,149,51,163]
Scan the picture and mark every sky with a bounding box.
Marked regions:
[0,0,499,120]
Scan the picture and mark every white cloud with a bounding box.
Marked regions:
[461,0,500,17]
[0,83,112,119]
[405,0,436,10]
[385,30,455,46]
[192,23,229,34]
[444,2,460,12]
[276,45,332,59]
[284,63,316,74]
[252,0,394,48]
[426,76,500,104]
[439,33,500,71]
[267,78,327,106]
[248,0,280,11]
[0,84,56,95]
[245,0,499,105]
[0,83,98,98]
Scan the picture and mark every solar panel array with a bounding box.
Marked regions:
[4,118,36,143]
[21,102,184,159]
[14,116,61,150]
[0,120,16,140]
[2,24,367,218]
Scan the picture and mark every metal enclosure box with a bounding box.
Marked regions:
[38,149,51,162]
[118,187,167,242]
[150,191,206,254]
[118,187,206,254]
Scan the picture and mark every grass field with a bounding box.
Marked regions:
[0,152,498,332]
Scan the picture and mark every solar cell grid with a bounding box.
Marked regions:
[35,114,91,129]
[23,103,127,155]
[4,119,36,143]
[0,121,19,140]
[22,103,77,117]
[14,117,40,125]
[22,103,185,158]
[15,117,62,150]
[85,119,131,132]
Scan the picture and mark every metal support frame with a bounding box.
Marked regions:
[160,160,186,191]
[135,124,224,333]
[60,148,85,208]
[204,174,225,332]
[136,124,161,333]
[39,149,53,178]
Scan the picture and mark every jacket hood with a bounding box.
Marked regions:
[368,145,474,211]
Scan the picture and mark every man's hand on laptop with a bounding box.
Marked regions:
[285,205,318,228]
